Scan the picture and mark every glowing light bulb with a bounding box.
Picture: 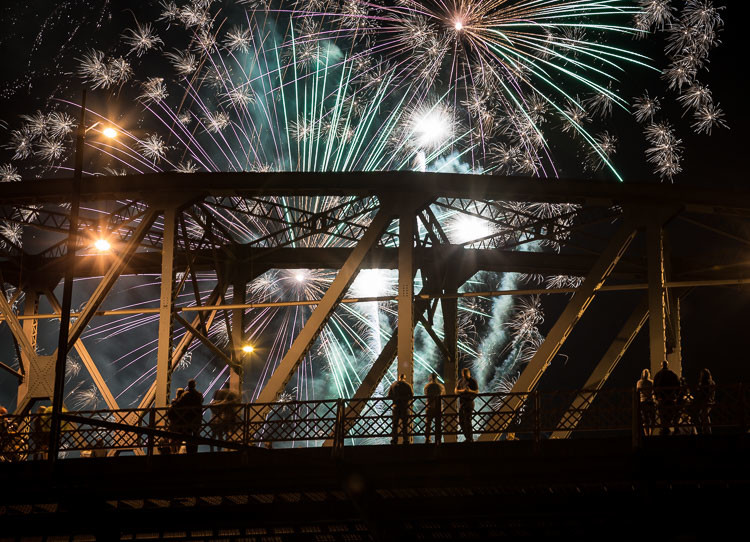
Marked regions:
[94,239,111,251]
[242,344,254,354]
[102,127,118,138]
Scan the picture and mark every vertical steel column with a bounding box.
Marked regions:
[231,278,245,398]
[15,292,39,409]
[667,297,682,377]
[49,90,86,461]
[397,210,415,384]
[155,206,176,408]
[647,222,667,375]
[441,296,458,443]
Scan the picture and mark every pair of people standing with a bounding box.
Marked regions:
[388,368,479,444]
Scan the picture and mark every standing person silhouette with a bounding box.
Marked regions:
[653,360,680,436]
[174,380,204,453]
[693,368,716,435]
[455,368,479,442]
[423,373,445,444]
[388,374,413,445]
[637,369,656,436]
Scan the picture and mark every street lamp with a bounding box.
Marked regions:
[242,344,255,354]
[50,91,119,461]
[94,238,111,252]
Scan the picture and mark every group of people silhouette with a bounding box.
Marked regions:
[387,367,479,445]
[637,360,716,436]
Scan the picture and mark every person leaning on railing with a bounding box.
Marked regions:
[637,369,656,436]
[455,368,479,443]
[653,360,680,436]
[423,374,445,445]
[388,373,413,445]
[172,379,204,453]
[693,368,716,435]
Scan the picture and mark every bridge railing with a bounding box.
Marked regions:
[0,385,747,461]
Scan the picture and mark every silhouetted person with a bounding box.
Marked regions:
[653,360,680,436]
[91,438,107,458]
[0,406,8,460]
[637,369,656,436]
[423,374,445,444]
[693,368,716,435]
[165,388,185,454]
[388,373,413,444]
[32,406,51,460]
[209,382,240,451]
[174,379,204,453]
[676,376,695,434]
[455,368,478,442]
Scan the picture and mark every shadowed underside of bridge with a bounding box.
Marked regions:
[1,435,749,541]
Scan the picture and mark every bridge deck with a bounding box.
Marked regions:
[1,434,748,541]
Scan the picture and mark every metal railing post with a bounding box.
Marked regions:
[333,399,345,455]
[147,407,156,457]
[632,387,641,449]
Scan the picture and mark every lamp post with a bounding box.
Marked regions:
[48,92,117,461]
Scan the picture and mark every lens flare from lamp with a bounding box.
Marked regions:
[102,127,118,138]
[242,345,254,353]
[94,239,111,251]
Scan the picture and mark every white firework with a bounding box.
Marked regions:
[632,92,661,123]
[8,129,33,160]
[175,159,200,173]
[490,142,521,174]
[203,111,230,133]
[139,77,169,103]
[176,351,192,371]
[692,102,727,135]
[178,111,193,125]
[77,49,112,89]
[36,138,65,162]
[585,132,618,172]
[192,29,217,53]
[634,0,675,32]
[122,22,164,57]
[545,275,584,290]
[73,386,101,410]
[223,25,253,53]
[0,164,21,182]
[560,99,590,135]
[584,88,615,118]
[677,83,712,111]
[164,50,198,76]
[179,4,211,29]
[20,111,47,137]
[107,57,134,86]
[138,134,168,163]
[158,1,180,24]
[47,111,75,138]
[64,358,82,380]
[0,221,22,248]
[222,86,255,107]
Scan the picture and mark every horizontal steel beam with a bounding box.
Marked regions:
[4,277,750,322]
[4,172,750,213]
[0,246,647,286]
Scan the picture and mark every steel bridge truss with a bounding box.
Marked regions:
[2,172,750,444]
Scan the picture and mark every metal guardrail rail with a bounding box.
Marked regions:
[1,386,747,461]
